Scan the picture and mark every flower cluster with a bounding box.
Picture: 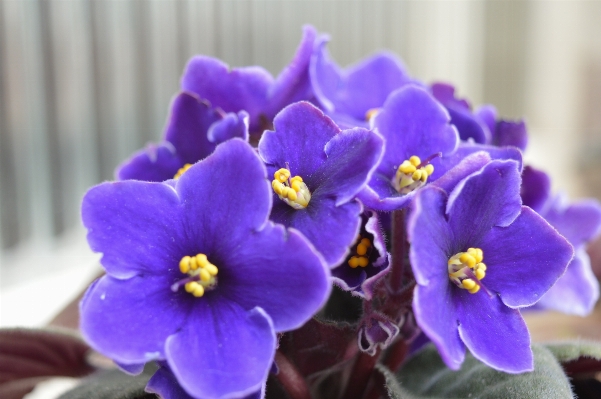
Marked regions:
[80,25,601,398]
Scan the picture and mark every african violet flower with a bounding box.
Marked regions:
[258,101,384,268]
[432,83,528,150]
[521,166,601,316]
[117,91,248,182]
[310,34,416,129]
[181,26,316,133]
[408,159,573,372]
[357,85,459,211]
[331,210,390,298]
[80,139,330,399]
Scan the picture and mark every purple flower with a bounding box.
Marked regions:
[117,91,248,182]
[357,85,459,211]
[331,211,390,298]
[80,139,330,399]
[258,101,385,268]
[476,105,528,151]
[522,166,601,316]
[181,26,316,133]
[408,159,573,372]
[310,34,416,129]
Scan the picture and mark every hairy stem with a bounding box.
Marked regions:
[274,351,311,399]
[342,349,382,399]
[388,209,407,294]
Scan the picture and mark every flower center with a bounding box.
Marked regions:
[174,163,192,179]
[348,236,372,268]
[271,167,311,209]
[448,248,487,294]
[392,155,434,194]
[171,254,219,297]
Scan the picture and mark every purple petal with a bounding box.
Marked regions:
[181,56,273,131]
[543,194,601,246]
[208,111,249,144]
[116,142,183,182]
[165,304,275,399]
[357,173,414,212]
[408,186,454,286]
[535,248,599,316]
[431,151,492,194]
[493,120,528,151]
[80,275,190,365]
[520,165,551,213]
[82,179,183,279]
[446,160,522,249]
[479,206,573,308]
[309,34,341,113]
[319,128,384,205]
[270,196,362,267]
[176,139,271,252]
[358,312,400,355]
[373,85,459,179]
[456,291,532,373]
[258,101,338,181]
[116,362,144,375]
[222,226,331,332]
[266,25,317,116]
[475,105,497,134]
[413,278,465,370]
[164,92,225,164]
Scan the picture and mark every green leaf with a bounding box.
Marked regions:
[382,344,573,399]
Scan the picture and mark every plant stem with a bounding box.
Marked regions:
[274,351,311,399]
[383,338,409,373]
[342,349,382,399]
[388,209,406,294]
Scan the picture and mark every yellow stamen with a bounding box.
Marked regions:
[365,108,380,121]
[448,247,486,295]
[347,236,372,269]
[178,253,218,298]
[392,155,435,195]
[271,167,311,209]
[174,163,193,179]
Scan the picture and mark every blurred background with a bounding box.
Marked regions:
[1,1,601,333]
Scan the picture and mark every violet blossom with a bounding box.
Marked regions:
[80,139,330,399]
[258,101,385,268]
[408,159,573,372]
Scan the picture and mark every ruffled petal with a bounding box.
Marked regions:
[82,179,183,279]
[456,291,533,373]
[221,226,330,332]
[116,142,183,183]
[535,248,599,316]
[543,194,601,246]
[165,304,275,399]
[413,278,465,370]
[479,206,573,308]
[446,160,522,249]
[475,104,497,134]
[493,120,528,151]
[520,165,551,213]
[207,111,249,144]
[431,151,492,194]
[80,275,190,365]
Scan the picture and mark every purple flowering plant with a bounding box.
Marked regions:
[63,25,601,399]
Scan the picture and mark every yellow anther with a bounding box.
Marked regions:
[174,163,193,179]
[196,254,208,267]
[205,263,218,276]
[409,156,421,166]
[467,248,483,263]
[193,284,205,297]
[274,168,291,183]
[348,257,361,268]
[462,279,477,290]
[424,164,434,176]
[459,253,476,268]
[360,238,371,247]
[478,262,487,272]
[286,188,298,201]
[185,282,196,293]
[179,256,191,274]
[393,155,435,195]
[189,257,198,270]
[365,108,379,121]
[399,161,417,175]
[468,285,480,294]
[290,176,303,183]
[199,268,211,282]
[356,243,368,256]
[291,180,302,192]
[358,257,369,267]
[475,268,486,280]
[272,180,284,195]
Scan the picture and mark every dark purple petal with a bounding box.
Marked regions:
[207,111,249,144]
[408,186,454,285]
[358,312,400,356]
[80,275,190,365]
[309,35,341,113]
[456,291,533,373]
[431,151,492,194]
[535,248,599,316]
[270,197,362,267]
[258,101,338,181]
[479,206,573,308]
[176,139,271,252]
[446,160,522,249]
[520,165,551,213]
[222,226,330,332]
[181,56,273,131]
[164,92,225,164]
[543,194,601,246]
[493,120,528,151]
[374,85,459,176]
[266,25,317,117]
[475,105,497,134]
[82,180,183,279]
[165,304,275,399]
[318,128,384,205]
[431,142,523,181]
[413,278,465,370]
[116,142,183,182]
[431,83,490,143]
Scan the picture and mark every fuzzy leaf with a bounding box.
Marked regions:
[382,344,572,399]
[545,340,601,376]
